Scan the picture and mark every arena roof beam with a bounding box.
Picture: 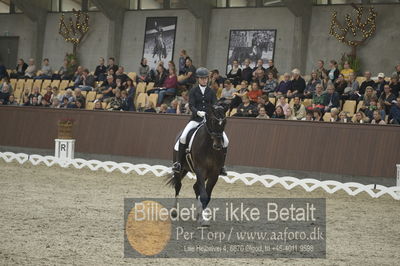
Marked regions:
[186,0,213,66]
[282,0,312,73]
[91,0,128,63]
[12,0,49,65]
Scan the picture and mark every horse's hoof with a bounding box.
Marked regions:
[171,210,177,218]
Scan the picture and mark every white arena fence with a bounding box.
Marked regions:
[1,151,399,201]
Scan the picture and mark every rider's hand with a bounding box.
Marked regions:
[197,111,206,117]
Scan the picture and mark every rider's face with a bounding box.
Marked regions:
[198,77,208,86]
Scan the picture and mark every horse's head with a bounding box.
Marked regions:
[205,103,228,151]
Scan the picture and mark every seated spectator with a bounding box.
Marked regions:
[76,68,96,91]
[115,66,128,84]
[154,67,178,106]
[10,58,28,79]
[271,105,285,119]
[257,95,275,118]
[263,72,278,95]
[72,66,84,88]
[276,96,290,116]
[0,80,12,95]
[230,80,249,112]
[315,60,327,81]
[53,59,69,80]
[125,78,136,111]
[210,69,225,89]
[272,73,292,97]
[60,97,70,108]
[7,94,18,106]
[138,58,150,82]
[389,96,400,124]
[120,90,129,111]
[177,91,190,114]
[148,64,168,91]
[108,89,123,110]
[101,75,116,99]
[343,72,359,100]
[178,49,189,75]
[363,97,379,120]
[375,73,388,97]
[50,98,61,108]
[327,60,339,83]
[31,96,40,107]
[355,71,375,99]
[389,76,400,97]
[248,82,262,102]
[21,95,30,106]
[340,61,354,81]
[256,107,269,119]
[323,84,340,112]
[234,95,258,117]
[24,58,36,78]
[29,87,42,104]
[253,69,266,88]
[159,104,168,114]
[178,58,196,88]
[288,68,306,100]
[313,109,323,121]
[74,88,86,108]
[360,86,377,109]
[94,57,107,81]
[50,86,63,103]
[334,74,348,96]
[338,111,349,123]
[302,110,314,121]
[241,58,253,83]
[167,100,179,114]
[392,63,400,79]
[42,86,53,103]
[63,89,75,103]
[0,61,8,80]
[371,110,386,125]
[329,108,340,122]
[304,71,321,98]
[352,111,369,124]
[265,59,278,79]
[40,98,50,107]
[34,58,53,79]
[220,80,235,103]
[0,84,10,104]
[285,107,297,120]
[252,59,266,77]
[115,78,125,91]
[106,57,118,74]
[293,96,306,120]
[93,100,104,110]
[227,60,242,86]
[144,101,156,113]
[379,84,396,114]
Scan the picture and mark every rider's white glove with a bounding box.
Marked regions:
[197,111,206,118]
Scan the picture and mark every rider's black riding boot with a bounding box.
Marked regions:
[172,142,187,173]
[220,147,228,176]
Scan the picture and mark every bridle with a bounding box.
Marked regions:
[203,110,226,139]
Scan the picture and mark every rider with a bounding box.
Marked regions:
[172,67,229,175]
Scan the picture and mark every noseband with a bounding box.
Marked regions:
[204,113,226,139]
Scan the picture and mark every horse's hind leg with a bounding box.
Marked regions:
[172,170,187,218]
[193,182,200,199]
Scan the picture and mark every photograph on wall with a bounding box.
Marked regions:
[226,29,277,74]
[142,16,177,70]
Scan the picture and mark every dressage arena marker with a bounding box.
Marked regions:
[1,151,399,201]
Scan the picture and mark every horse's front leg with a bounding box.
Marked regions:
[195,168,210,227]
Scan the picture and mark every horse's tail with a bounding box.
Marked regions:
[165,172,178,187]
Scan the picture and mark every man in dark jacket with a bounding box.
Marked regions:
[172,67,229,175]
[323,84,340,112]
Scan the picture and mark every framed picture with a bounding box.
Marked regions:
[142,17,178,71]
[226,29,277,74]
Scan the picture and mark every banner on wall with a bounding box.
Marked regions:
[226,29,277,74]
[142,17,178,70]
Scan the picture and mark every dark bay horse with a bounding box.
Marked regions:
[166,104,228,227]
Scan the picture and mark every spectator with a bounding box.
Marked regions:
[315,60,328,80]
[138,58,150,82]
[375,73,388,97]
[241,58,253,83]
[178,57,196,88]
[256,107,269,119]
[7,94,18,106]
[293,96,306,120]
[338,111,349,123]
[210,70,225,94]
[21,95,30,106]
[248,82,262,103]
[65,58,78,80]
[302,110,314,121]
[115,78,125,92]
[227,60,242,86]
[352,111,369,124]
[159,103,168,113]
[253,69,266,88]
[31,96,40,106]
[343,72,359,100]
[94,57,107,81]
[285,107,297,120]
[34,58,53,79]
[108,88,123,110]
[10,58,28,79]
[40,98,50,107]
[304,71,321,98]
[0,61,8,80]
[0,81,12,95]
[229,80,249,112]
[340,61,354,81]
[107,57,118,73]
[125,78,136,111]
[168,61,176,73]
[287,68,306,99]
[371,110,386,125]
[360,86,377,108]
[177,90,190,114]
[120,90,129,111]
[389,76,400,97]
[147,64,167,93]
[327,60,340,83]
[115,66,128,84]
[363,97,379,120]
[101,75,116,99]
[144,101,156,113]
[28,87,42,104]
[389,96,400,124]
[234,95,258,117]
[50,86,63,103]
[392,64,400,79]
[178,49,188,75]
[263,72,278,95]
[77,68,96,92]
[93,100,104,110]
[50,98,61,108]
[258,95,275,117]
[74,88,86,108]
[42,86,53,103]
[167,100,179,114]
[271,105,285,119]
[63,89,75,103]
[252,59,266,76]
[379,84,396,114]
[0,84,10,104]
[313,109,323,121]
[265,59,278,79]
[24,58,36,78]
[358,71,375,97]
[323,84,340,112]
[53,59,69,80]
[273,73,292,97]
[330,108,340,122]
[334,74,348,97]
[156,67,178,106]
[276,96,290,116]
[220,80,235,103]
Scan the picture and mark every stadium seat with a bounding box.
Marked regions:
[136,92,148,109]
[15,79,25,92]
[356,76,366,84]
[229,108,237,117]
[342,100,356,116]
[51,80,60,89]
[148,93,159,107]
[80,91,87,97]
[303,99,312,107]
[136,82,146,94]
[127,72,137,81]
[356,101,364,112]
[85,102,94,110]
[59,80,70,91]
[102,102,108,109]
[10,78,17,89]
[269,97,276,105]
[323,112,332,122]
[146,82,155,92]
[23,79,33,94]
[33,79,43,90]
[86,91,96,103]
[41,79,52,93]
